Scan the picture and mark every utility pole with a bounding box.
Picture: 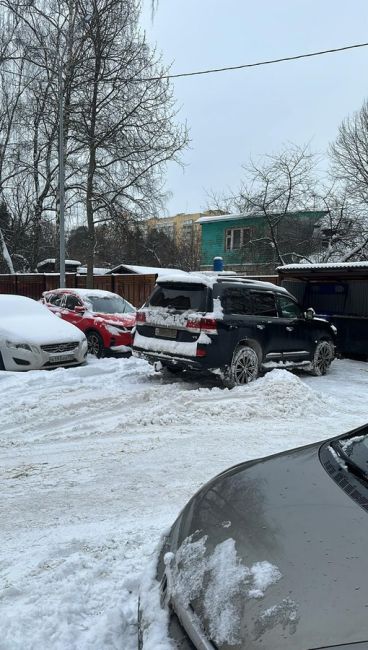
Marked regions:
[58,59,65,287]
[57,1,65,288]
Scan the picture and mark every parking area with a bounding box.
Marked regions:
[1,356,368,649]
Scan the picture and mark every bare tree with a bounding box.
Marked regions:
[209,144,320,269]
[67,0,188,286]
[331,100,368,205]
[329,99,368,259]
[0,0,188,282]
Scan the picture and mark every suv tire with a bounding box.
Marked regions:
[226,345,260,387]
[310,339,334,376]
[163,365,182,375]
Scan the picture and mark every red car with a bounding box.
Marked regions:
[41,288,136,357]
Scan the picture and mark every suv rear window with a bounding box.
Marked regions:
[149,283,209,312]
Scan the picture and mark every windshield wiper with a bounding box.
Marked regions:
[330,440,368,484]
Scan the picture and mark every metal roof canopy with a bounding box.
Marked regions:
[278,261,368,280]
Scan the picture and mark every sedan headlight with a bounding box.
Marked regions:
[5,340,32,352]
[106,322,128,332]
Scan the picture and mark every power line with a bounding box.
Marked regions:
[2,40,368,83]
[141,40,368,81]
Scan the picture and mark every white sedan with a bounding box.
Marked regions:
[0,294,88,371]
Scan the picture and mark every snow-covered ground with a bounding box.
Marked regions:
[1,356,368,649]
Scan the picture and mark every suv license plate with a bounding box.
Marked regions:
[49,354,75,363]
[155,327,176,339]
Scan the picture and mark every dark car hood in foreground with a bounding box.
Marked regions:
[162,438,368,650]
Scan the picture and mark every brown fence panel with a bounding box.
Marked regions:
[16,275,46,299]
[92,275,114,292]
[76,275,87,289]
[0,275,17,295]
[113,274,156,307]
[44,274,60,292]
[0,272,157,304]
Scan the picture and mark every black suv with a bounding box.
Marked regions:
[133,274,337,387]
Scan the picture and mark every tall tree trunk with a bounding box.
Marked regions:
[86,150,96,289]
[0,227,14,273]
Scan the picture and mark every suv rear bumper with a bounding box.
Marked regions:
[133,347,204,371]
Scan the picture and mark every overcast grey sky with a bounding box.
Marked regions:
[141,0,368,216]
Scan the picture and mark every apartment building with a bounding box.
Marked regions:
[142,210,225,244]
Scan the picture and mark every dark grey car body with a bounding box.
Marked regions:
[141,425,368,650]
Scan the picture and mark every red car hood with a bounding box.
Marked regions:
[92,312,136,327]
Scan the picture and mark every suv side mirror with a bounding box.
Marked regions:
[74,305,85,314]
[304,307,315,320]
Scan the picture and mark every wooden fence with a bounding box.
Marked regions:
[0,272,279,308]
[0,273,157,308]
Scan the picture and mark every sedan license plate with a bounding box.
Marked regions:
[155,327,177,339]
[49,354,75,364]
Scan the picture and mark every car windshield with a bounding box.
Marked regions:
[86,295,135,314]
[335,433,368,478]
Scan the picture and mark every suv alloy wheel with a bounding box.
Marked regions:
[227,345,260,387]
[310,339,335,376]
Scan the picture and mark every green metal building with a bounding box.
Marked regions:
[197,210,328,274]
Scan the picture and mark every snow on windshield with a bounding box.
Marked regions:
[84,295,135,314]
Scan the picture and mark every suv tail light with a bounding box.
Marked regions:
[136,311,146,324]
[200,318,218,335]
[186,317,218,335]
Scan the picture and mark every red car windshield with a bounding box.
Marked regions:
[86,295,135,314]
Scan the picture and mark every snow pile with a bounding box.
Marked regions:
[187,370,337,422]
[117,369,337,430]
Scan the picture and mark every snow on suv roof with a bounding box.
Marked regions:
[156,272,288,292]
[156,272,218,288]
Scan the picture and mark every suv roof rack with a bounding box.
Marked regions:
[215,276,278,285]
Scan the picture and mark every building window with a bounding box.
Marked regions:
[182,220,194,240]
[225,227,251,251]
[156,223,175,238]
